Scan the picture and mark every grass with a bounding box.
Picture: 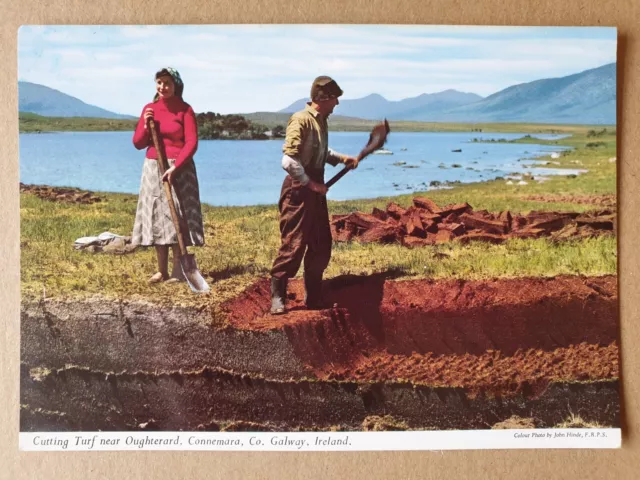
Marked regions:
[244,112,615,134]
[20,123,617,308]
[555,413,607,429]
[19,112,138,133]
[491,414,611,429]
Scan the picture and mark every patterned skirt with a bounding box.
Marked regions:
[132,158,205,247]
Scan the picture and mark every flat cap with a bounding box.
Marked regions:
[310,76,343,101]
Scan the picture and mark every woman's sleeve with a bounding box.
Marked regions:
[132,105,151,150]
[174,106,198,169]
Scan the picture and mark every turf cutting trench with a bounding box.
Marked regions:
[20,274,619,432]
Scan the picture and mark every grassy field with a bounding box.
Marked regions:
[20,123,617,311]
[19,112,138,133]
[246,112,608,134]
[20,110,615,134]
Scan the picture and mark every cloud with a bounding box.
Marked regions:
[50,48,89,61]
[119,25,169,38]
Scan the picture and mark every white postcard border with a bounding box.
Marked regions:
[20,429,621,452]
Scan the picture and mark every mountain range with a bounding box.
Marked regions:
[18,81,135,119]
[18,62,616,124]
[280,63,616,124]
[281,90,484,120]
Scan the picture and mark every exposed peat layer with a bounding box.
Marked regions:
[21,274,619,432]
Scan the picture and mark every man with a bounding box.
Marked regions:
[269,76,358,315]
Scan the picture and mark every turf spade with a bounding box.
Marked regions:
[148,118,210,293]
[325,119,390,188]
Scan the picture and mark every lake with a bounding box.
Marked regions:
[19,131,577,206]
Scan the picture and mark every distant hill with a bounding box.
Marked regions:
[276,63,616,124]
[18,81,136,119]
[435,63,616,124]
[280,90,483,120]
[384,90,485,120]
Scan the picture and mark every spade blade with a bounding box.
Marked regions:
[180,254,210,293]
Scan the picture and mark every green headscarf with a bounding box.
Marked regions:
[153,67,184,101]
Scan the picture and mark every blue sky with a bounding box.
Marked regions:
[18,25,617,116]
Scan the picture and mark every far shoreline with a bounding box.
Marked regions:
[18,111,616,135]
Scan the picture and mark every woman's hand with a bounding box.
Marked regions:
[162,166,177,184]
[143,108,154,129]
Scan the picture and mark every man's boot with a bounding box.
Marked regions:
[304,272,326,310]
[270,276,287,315]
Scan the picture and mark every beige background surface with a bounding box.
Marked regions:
[1,1,638,478]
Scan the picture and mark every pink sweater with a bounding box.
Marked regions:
[132,96,198,169]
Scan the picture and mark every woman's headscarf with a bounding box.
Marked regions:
[153,67,184,101]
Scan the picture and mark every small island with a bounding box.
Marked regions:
[196,112,285,140]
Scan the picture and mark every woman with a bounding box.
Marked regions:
[132,67,205,283]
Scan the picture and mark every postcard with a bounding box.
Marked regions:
[17,25,619,451]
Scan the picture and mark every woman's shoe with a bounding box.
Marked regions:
[148,272,168,284]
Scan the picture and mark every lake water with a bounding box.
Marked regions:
[19,131,576,206]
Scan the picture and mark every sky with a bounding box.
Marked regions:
[18,25,617,116]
